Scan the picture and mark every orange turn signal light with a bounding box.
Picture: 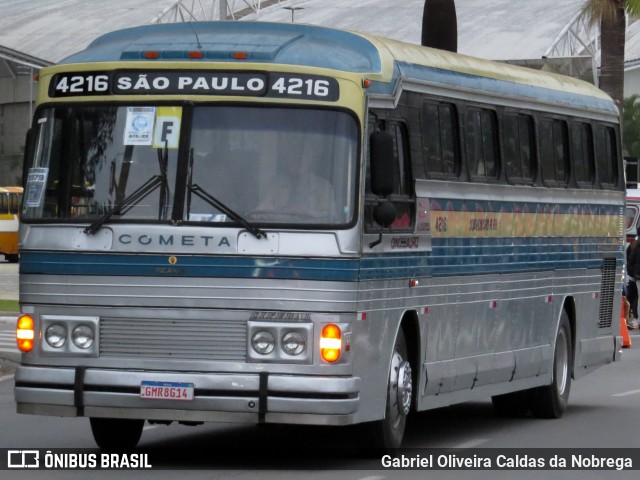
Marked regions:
[320,324,342,363]
[16,314,35,353]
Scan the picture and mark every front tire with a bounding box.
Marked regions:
[363,329,413,450]
[90,417,144,450]
[530,311,573,418]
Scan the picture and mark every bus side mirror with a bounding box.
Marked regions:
[373,201,396,228]
[369,131,395,196]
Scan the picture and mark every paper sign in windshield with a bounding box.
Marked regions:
[124,107,155,145]
[25,167,49,207]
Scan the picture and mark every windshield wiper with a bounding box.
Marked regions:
[188,183,267,239]
[84,175,164,235]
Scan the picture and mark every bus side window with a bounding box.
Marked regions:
[571,122,595,187]
[539,118,569,186]
[421,101,459,178]
[465,107,499,180]
[365,120,415,231]
[595,125,618,189]
[504,113,536,184]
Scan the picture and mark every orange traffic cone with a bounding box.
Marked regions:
[621,298,632,348]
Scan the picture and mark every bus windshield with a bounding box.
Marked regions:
[23,105,358,227]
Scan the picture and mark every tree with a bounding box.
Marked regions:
[421,0,457,52]
[580,0,640,108]
[623,95,640,158]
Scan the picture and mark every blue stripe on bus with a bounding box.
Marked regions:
[425,200,620,215]
[369,62,618,115]
[19,252,360,281]
[20,238,621,281]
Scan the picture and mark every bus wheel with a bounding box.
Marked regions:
[90,417,144,450]
[530,311,572,419]
[366,329,413,450]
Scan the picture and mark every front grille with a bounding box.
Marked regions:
[99,317,246,361]
[597,258,617,329]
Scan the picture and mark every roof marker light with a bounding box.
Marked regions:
[144,51,159,59]
[188,51,203,59]
[233,51,248,60]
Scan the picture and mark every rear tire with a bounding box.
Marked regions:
[90,417,144,450]
[362,329,413,451]
[530,311,572,418]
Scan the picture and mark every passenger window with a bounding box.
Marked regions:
[595,125,618,188]
[539,118,569,186]
[465,108,499,180]
[571,122,594,186]
[421,102,459,178]
[504,113,535,183]
[365,121,415,231]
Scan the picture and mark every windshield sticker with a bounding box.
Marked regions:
[124,107,155,145]
[24,167,49,207]
[153,107,182,149]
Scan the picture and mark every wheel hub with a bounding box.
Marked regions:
[396,360,412,416]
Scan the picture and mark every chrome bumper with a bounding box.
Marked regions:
[14,365,360,426]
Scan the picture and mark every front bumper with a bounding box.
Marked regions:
[14,365,360,426]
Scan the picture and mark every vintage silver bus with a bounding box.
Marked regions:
[15,21,624,450]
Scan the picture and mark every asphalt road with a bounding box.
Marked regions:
[0,327,639,479]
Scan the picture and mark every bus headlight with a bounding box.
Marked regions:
[281,331,305,356]
[45,324,67,348]
[251,330,275,355]
[72,325,94,349]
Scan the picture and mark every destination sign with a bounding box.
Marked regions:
[49,71,340,101]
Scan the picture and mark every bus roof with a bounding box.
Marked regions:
[57,21,617,116]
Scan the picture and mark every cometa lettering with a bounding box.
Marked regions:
[118,234,231,248]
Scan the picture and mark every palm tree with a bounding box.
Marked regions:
[421,0,457,52]
[580,0,640,108]
[623,95,640,157]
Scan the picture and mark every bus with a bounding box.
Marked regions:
[626,189,640,242]
[0,186,23,263]
[14,21,624,450]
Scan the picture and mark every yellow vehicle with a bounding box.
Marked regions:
[0,186,22,263]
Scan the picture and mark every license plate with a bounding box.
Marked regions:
[140,381,194,401]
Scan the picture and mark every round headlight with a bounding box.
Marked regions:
[251,330,275,355]
[45,324,67,348]
[72,325,94,349]
[281,331,305,356]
